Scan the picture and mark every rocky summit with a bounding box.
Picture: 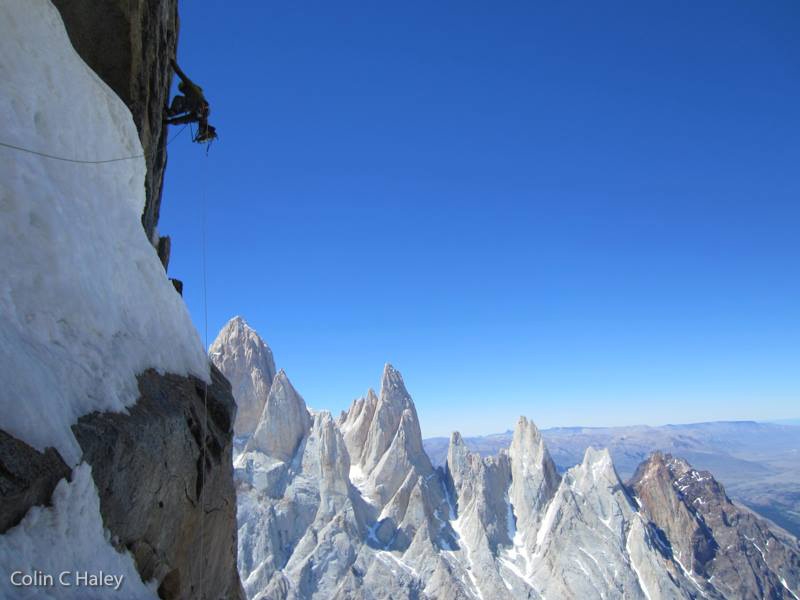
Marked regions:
[210,316,277,436]
[213,321,800,599]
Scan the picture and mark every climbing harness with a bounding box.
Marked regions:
[189,122,216,155]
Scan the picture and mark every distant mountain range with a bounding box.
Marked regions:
[768,419,800,426]
[213,317,800,599]
[424,420,800,538]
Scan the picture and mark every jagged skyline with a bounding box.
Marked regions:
[219,322,800,598]
[209,315,797,439]
[212,315,800,540]
[163,1,799,436]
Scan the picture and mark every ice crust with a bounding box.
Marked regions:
[0,463,157,599]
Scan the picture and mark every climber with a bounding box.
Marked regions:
[165,59,218,143]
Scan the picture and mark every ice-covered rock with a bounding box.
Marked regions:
[360,366,425,472]
[246,370,311,462]
[0,1,244,597]
[507,416,560,553]
[445,432,514,598]
[521,447,653,598]
[237,407,363,599]
[345,365,436,505]
[447,432,513,553]
[210,316,276,436]
[0,463,157,599]
[51,0,179,257]
[0,0,208,466]
[339,388,379,466]
[236,363,800,599]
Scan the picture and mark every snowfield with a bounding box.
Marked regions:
[0,464,157,599]
[0,0,209,465]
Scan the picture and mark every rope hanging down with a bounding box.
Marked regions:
[0,123,190,164]
[198,141,210,600]
[5,112,212,596]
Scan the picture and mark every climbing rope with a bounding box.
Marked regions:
[0,140,143,164]
[0,123,190,164]
[168,123,190,146]
[198,138,210,600]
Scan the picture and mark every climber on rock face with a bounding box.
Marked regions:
[165,60,208,124]
[165,59,217,143]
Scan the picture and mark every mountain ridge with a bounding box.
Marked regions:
[424,420,800,538]
[212,316,800,599]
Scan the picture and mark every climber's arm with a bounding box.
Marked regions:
[170,59,192,85]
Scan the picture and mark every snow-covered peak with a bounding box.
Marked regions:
[210,316,269,353]
[510,416,544,449]
[445,430,477,501]
[507,415,561,551]
[340,365,423,477]
[354,365,419,471]
[340,389,379,465]
[245,370,311,462]
[379,363,412,408]
[581,445,614,471]
[303,410,351,500]
[233,367,800,599]
[209,316,276,435]
[508,416,560,495]
[566,446,625,497]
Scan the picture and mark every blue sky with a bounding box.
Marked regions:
[160,0,799,437]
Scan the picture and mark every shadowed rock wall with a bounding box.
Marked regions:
[74,367,244,600]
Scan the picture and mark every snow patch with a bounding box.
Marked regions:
[349,464,379,507]
[0,463,157,599]
[743,535,767,563]
[498,554,535,591]
[625,526,652,600]
[781,577,800,600]
[674,556,709,598]
[534,491,560,550]
[446,497,485,600]
[375,550,419,580]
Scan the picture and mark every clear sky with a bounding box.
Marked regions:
[160,0,799,437]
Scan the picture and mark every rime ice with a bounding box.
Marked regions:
[0,0,209,466]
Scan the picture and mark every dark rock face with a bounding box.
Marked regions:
[51,0,179,260]
[631,452,800,599]
[73,365,244,600]
[0,430,71,534]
